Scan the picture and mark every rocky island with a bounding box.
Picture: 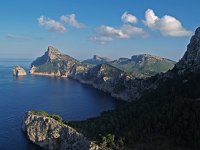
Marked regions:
[13,66,27,76]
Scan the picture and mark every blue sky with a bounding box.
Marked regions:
[0,0,199,61]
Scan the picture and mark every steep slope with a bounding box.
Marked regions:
[30,46,88,77]
[22,111,100,150]
[82,55,112,65]
[77,64,128,99]
[110,54,176,76]
[176,27,200,72]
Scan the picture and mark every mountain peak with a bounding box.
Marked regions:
[47,46,61,60]
[82,55,112,65]
[93,55,101,60]
[176,27,200,70]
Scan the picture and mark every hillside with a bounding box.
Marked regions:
[110,54,176,76]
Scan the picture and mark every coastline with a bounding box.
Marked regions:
[30,72,131,102]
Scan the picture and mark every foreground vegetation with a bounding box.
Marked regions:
[30,110,63,122]
[68,71,200,150]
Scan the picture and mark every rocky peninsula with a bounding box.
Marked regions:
[29,46,175,102]
[22,111,100,150]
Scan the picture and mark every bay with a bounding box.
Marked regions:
[0,59,123,150]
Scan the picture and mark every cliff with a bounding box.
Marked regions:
[22,111,100,150]
[13,66,27,76]
[176,27,200,72]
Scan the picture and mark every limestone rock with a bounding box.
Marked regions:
[13,66,26,76]
[176,27,200,71]
[30,46,88,77]
[22,111,100,150]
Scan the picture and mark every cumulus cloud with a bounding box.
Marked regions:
[92,25,147,44]
[143,9,192,37]
[60,14,85,29]
[121,11,138,24]
[38,16,67,33]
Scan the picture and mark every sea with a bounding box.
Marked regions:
[0,58,123,150]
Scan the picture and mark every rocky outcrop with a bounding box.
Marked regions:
[30,46,88,77]
[22,111,100,150]
[13,66,27,76]
[82,55,112,65]
[176,27,200,72]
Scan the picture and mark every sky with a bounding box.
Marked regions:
[0,0,199,61]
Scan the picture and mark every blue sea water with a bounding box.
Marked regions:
[0,59,123,150]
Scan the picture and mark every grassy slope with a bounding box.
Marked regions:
[110,59,175,76]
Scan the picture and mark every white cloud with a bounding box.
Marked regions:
[60,14,85,29]
[91,36,113,44]
[143,9,192,37]
[6,34,43,40]
[38,16,67,33]
[93,25,147,44]
[121,11,138,24]
[6,34,31,40]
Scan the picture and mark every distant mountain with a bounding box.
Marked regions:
[110,54,176,76]
[82,54,176,77]
[30,46,176,101]
[82,55,112,65]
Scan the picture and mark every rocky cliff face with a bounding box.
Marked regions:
[176,27,200,72]
[13,66,27,76]
[22,111,100,150]
[30,46,88,77]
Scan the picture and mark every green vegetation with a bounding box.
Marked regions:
[35,63,57,73]
[69,71,200,150]
[100,134,125,150]
[30,110,63,122]
[110,59,175,77]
